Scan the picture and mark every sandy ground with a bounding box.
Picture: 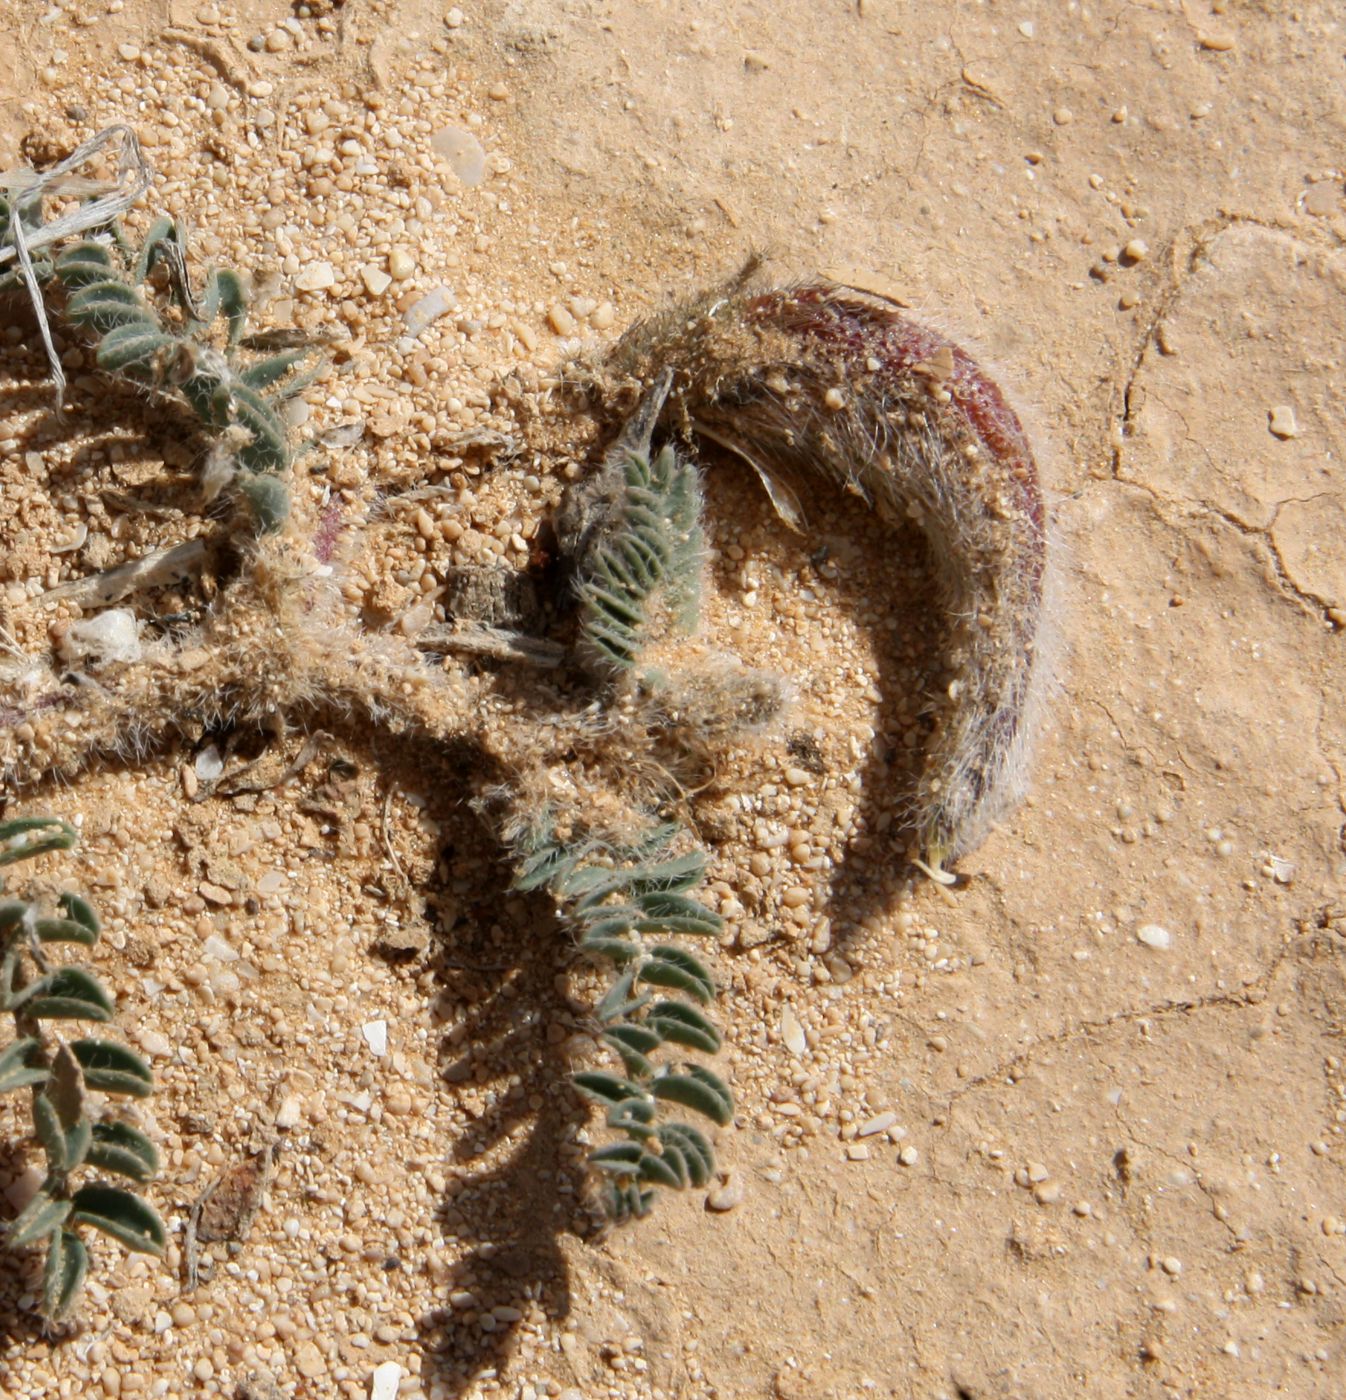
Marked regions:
[1,1,1345,1398]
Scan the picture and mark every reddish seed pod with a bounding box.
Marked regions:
[592,274,1052,877]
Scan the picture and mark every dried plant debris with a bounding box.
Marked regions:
[581,268,1053,879]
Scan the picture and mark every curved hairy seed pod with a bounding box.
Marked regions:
[594,279,1051,877]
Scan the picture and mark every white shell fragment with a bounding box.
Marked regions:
[1136,923,1172,950]
[362,1020,388,1057]
[59,608,142,665]
[431,125,487,186]
[194,744,225,782]
[402,286,457,337]
[370,1361,403,1400]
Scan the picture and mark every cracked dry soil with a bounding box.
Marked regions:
[1,2,1345,1399]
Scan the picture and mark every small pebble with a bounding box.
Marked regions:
[706,1175,743,1211]
[369,1361,403,1400]
[780,1005,807,1057]
[548,304,578,336]
[431,125,486,187]
[275,1094,303,1129]
[858,1112,897,1138]
[1122,238,1149,263]
[1137,924,1171,950]
[1034,1182,1062,1205]
[295,1342,325,1378]
[898,1146,919,1167]
[361,266,393,296]
[846,1143,870,1162]
[295,261,336,292]
[362,1020,388,1057]
[590,300,616,329]
[1161,1256,1183,1276]
[388,249,416,281]
[1268,405,1299,439]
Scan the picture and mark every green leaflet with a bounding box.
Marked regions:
[85,1121,159,1182]
[70,1184,166,1256]
[12,965,114,1022]
[43,1228,89,1321]
[646,1000,722,1054]
[8,1190,72,1249]
[637,945,716,1003]
[0,1037,47,1093]
[70,1038,154,1098]
[651,1065,733,1126]
[572,1071,645,1107]
[0,817,78,866]
[659,1122,715,1187]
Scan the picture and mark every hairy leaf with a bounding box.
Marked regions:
[96,323,173,375]
[659,1123,715,1187]
[70,1184,166,1256]
[8,1189,71,1248]
[0,1036,47,1093]
[601,1030,654,1080]
[646,1000,722,1054]
[14,966,114,1022]
[572,1070,644,1108]
[0,817,78,866]
[637,1147,685,1190]
[86,1121,159,1182]
[651,1065,733,1126]
[70,1038,154,1098]
[637,945,715,1003]
[43,1227,89,1320]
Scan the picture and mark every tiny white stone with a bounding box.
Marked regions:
[295,261,336,292]
[135,1027,172,1058]
[431,125,487,187]
[898,1145,919,1167]
[203,934,238,963]
[360,265,393,296]
[858,1111,897,1138]
[369,1361,403,1400]
[275,1094,303,1129]
[194,744,224,782]
[1137,923,1171,950]
[362,1020,388,1056]
[153,1311,172,1334]
[780,1005,807,1057]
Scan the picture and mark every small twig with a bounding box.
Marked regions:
[418,623,565,668]
[39,538,208,607]
[380,785,408,887]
